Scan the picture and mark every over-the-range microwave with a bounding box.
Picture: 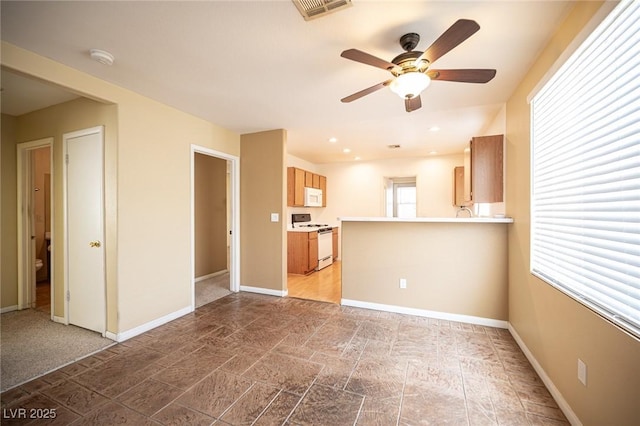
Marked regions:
[304,187,323,207]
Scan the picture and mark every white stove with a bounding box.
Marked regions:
[291,214,333,270]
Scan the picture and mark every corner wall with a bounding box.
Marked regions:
[505,2,640,424]
[240,129,287,293]
[1,114,19,311]
[14,98,118,328]
[2,41,241,336]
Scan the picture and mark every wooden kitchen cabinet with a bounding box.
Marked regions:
[305,171,314,188]
[459,134,503,204]
[287,167,328,207]
[332,227,339,260]
[287,231,318,274]
[287,167,306,207]
[319,175,327,207]
[471,134,503,203]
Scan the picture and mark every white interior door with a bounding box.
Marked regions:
[65,127,105,333]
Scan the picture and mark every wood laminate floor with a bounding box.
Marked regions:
[287,261,341,304]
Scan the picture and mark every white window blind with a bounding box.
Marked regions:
[531,0,640,338]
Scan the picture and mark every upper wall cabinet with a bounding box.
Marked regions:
[288,167,306,207]
[287,167,327,207]
[455,134,504,205]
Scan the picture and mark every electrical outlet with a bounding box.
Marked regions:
[270,213,279,222]
[399,278,407,289]
[577,358,587,386]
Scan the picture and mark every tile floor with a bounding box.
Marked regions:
[1,292,569,425]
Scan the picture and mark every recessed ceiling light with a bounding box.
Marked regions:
[328,137,337,143]
[89,49,114,66]
[343,148,351,153]
[354,156,361,161]
[429,151,438,155]
[429,126,440,132]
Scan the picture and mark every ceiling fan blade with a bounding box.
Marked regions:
[341,79,394,103]
[418,19,480,65]
[427,69,496,83]
[341,49,401,73]
[405,95,422,113]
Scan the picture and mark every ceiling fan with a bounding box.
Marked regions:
[340,19,496,112]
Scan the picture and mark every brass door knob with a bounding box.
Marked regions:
[89,241,101,248]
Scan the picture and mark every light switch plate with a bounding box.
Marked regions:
[577,358,587,386]
[270,213,279,222]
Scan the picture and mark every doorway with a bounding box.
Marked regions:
[191,146,240,309]
[17,138,54,315]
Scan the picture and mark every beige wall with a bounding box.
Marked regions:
[2,42,240,334]
[1,114,19,310]
[194,153,228,277]
[505,1,640,424]
[341,221,508,321]
[240,129,286,292]
[13,97,118,326]
[313,154,466,226]
[17,98,117,322]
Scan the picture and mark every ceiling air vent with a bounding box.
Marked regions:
[388,144,401,149]
[292,0,352,21]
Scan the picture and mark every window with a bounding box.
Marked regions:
[384,177,416,218]
[530,0,640,338]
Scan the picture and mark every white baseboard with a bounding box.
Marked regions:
[240,285,287,297]
[105,331,118,341]
[341,299,509,329]
[508,324,581,426]
[112,306,193,342]
[52,315,66,324]
[195,269,229,283]
[0,305,18,314]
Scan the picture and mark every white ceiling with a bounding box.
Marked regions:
[0,1,573,163]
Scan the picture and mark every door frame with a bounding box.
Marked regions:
[63,126,106,332]
[190,145,240,309]
[17,138,54,315]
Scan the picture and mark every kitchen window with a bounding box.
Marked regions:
[384,177,416,218]
[530,0,640,338]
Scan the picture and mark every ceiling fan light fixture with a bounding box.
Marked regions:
[390,72,430,99]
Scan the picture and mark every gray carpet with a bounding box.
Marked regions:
[0,309,114,391]
[195,272,231,308]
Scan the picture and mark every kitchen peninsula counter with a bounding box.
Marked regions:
[338,216,513,223]
[338,216,512,327]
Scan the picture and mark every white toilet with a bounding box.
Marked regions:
[35,258,43,272]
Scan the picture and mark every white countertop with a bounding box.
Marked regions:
[337,216,514,224]
[287,225,340,233]
[287,227,317,233]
